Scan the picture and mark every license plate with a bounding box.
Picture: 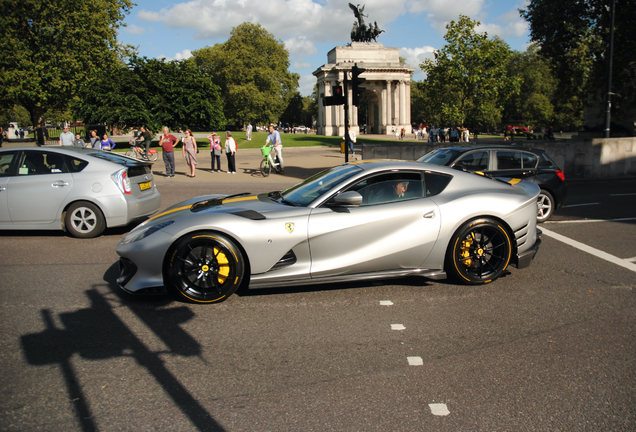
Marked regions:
[139,181,152,191]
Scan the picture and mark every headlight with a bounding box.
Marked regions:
[120,220,174,245]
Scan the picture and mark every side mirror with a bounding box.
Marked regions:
[332,190,363,207]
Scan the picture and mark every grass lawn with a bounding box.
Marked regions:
[111,131,510,154]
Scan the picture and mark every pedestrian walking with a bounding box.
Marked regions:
[160,127,178,177]
[224,131,237,174]
[207,132,222,172]
[182,129,198,177]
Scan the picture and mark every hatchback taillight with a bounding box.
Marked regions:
[556,169,565,182]
[112,168,132,194]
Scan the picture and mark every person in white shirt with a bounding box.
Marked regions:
[58,127,74,146]
[265,124,284,175]
[224,131,237,174]
[344,126,357,156]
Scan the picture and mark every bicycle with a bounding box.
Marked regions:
[125,140,158,161]
[260,145,281,177]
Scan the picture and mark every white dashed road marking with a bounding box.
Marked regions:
[541,228,636,273]
[391,324,406,331]
[429,403,450,416]
[407,356,423,366]
[379,300,393,306]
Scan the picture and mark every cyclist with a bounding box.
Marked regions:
[135,126,153,159]
[265,124,284,175]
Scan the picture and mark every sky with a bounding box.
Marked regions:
[118,0,532,96]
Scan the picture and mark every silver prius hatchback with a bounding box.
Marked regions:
[0,147,161,238]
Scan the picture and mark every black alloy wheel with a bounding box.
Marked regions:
[166,232,245,303]
[446,218,513,284]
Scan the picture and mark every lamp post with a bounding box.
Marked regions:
[604,0,616,138]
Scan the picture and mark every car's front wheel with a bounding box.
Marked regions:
[446,218,512,284]
[536,190,554,222]
[65,201,106,238]
[166,232,245,303]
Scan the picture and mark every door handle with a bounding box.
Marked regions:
[52,181,69,187]
[424,211,435,219]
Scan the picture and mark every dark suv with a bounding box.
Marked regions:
[417,146,567,222]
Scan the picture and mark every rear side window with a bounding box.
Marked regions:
[495,151,522,170]
[538,153,557,168]
[521,152,538,169]
[424,172,452,197]
[66,156,89,172]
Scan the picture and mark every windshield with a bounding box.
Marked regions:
[417,148,462,166]
[281,164,363,207]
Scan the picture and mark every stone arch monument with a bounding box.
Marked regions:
[313,43,415,136]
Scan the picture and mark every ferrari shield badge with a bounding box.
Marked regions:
[285,222,295,233]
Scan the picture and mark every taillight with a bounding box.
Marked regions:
[556,169,565,182]
[112,168,132,194]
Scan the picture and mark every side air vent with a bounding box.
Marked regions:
[514,223,529,248]
[232,210,266,220]
[270,250,297,271]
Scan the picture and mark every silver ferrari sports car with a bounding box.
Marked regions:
[116,160,542,303]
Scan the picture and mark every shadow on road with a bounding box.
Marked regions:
[20,264,226,432]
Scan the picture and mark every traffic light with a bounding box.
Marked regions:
[323,85,346,106]
[351,64,366,106]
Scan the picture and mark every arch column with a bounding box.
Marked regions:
[399,80,406,126]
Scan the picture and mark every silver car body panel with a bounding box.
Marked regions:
[0,147,161,231]
[116,160,540,293]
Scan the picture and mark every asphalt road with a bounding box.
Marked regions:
[1,178,635,431]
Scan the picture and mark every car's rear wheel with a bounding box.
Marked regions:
[65,201,105,238]
[536,190,554,222]
[166,232,245,303]
[260,159,270,177]
[446,218,512,284]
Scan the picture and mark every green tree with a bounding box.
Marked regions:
[503,45,557,128]
[521,0,636,130]
[0,0,132,128]
[73,56,225,132]
[192,23,299,126]
[420,16,519,129]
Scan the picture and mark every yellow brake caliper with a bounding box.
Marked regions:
[460,233,474,268]
[215,247,230,284]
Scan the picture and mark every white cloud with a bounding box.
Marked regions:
[293,60,313,70]
[124,23,146,35]
[157,49,193,61]
[400,46,435,80]
[298,73,316,97]
[136,0,407,44]
[406,0,486,34]
[285,36,317,56]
